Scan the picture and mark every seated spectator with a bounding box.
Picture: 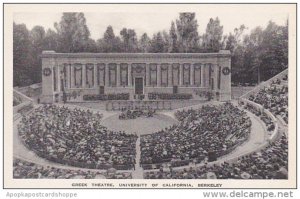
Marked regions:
[119,109,156,120]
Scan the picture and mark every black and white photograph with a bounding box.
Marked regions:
[3,3,296,189]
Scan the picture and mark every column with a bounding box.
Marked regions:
[57,65,61,92]
[70,64,74,88]
[52,66,55,92]
[128,64,131,86]
[205,64,208,87]
[179,64,183,86]
[116,63,120,87]
[214,64,218,90]
[105,64,109,87]
[190,64,194,86]
[206,64,210,88]
[145,63,150,86]
[94,64,97,88]
[67,64,71,89]
[157,64,161,87]
[201,64,205,87]
[82,64,86,88]
[204,63,208,87]
[168,64,172,86]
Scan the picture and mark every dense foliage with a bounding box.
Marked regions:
[83,93,130,101]
[148,92,192,100]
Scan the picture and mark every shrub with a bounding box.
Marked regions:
[83,93,130,101]
[148,92,192,100]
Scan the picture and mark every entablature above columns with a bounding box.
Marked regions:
[42,50,231,66]
[53,58,223,65]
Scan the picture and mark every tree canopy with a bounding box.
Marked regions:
[54,12,91,53]
[203,17,223,51]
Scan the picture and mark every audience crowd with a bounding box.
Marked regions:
[249,76,288,124]
[140,103,252,167]
[144,134,288,179]
[18,104,138,170]
[119,109,156,120]
[13,158,132,179]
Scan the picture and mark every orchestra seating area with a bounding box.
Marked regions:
[119,109,156,120]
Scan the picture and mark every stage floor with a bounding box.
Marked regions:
[100,113,178,135]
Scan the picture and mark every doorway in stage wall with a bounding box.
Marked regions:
[134,77,144,95]
[99,86,104,94]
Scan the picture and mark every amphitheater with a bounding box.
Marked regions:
[13,68,288,180]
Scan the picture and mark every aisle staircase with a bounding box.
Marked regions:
[131,136,144,179]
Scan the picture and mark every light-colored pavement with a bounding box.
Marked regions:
[101,113,178,135]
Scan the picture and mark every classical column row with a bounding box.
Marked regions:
[57,63,212,90]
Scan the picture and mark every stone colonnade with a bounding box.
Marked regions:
[41,51,231,102]
[52,62,212,92]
